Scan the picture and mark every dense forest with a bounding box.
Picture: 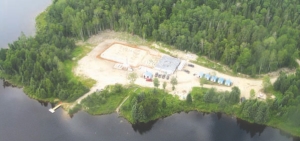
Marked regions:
[0,33,88,101]
[271,70,300,127]
[0,8,90,101]
[43,0,300,75]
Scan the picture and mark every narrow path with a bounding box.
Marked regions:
[69,84,101,109]
[116,96,129,113]
[76,86,98,104]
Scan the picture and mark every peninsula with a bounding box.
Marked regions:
[0,0,300,137]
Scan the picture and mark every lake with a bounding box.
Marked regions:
[0,0,51,48]
[0,0,299,141]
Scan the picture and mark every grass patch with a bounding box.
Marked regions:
[80,84,133,115]
[63,44,96,88]
[68,104,82,115]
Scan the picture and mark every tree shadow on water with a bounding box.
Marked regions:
[131,119,158,134]
[2,79,17,88]
[236,118,266,138]
[293,137,300,141]
[38,100,49,107]
[217,112,222,120]
[279,130,300,141]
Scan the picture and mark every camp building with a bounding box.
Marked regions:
[154,55,181,74]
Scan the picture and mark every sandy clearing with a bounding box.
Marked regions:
[75,40,259,102]
[100,43,148,67]
[74,39,161,104]
[73,31,293,103]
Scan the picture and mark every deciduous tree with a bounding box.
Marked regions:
[170,77,178,90]
[153,78,160,88]
[127,72,138,85]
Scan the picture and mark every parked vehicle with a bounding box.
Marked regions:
[188,64,194,67]
[158,74,162,78]
[146,78,152,82]
[162,74,166,79]
[166,75,170,80]
[183,69,190,74]
[155,72,158,77]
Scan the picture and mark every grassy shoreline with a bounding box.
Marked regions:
[70,84,300,137]
[0,73,59,103]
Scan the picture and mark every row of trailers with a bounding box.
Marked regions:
[197,72,232,86]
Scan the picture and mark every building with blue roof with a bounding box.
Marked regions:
[225,79,232,86]
[210,76,218,82]
[218,78,225,84]
[143,71,153,79]
[198,72,204,78]
[204,74,211,80]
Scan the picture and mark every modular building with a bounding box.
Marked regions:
[210,76,218,82]
[218,78,225,84]
[198,72,205,78]
[225,79,232,86]
[143,71,153,79]
[204,74,211,80]
[177,60,186,71]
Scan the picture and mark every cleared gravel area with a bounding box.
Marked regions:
[74,31,290,102]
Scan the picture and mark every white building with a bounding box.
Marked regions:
[154,55,181,74]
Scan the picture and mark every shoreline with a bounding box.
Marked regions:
[3,73,298,137]
[2,59,299,138]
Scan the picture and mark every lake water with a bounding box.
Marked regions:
[0,0,299,141]
[0,0,51,48]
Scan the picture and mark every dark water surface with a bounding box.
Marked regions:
[0,0,51,48]
[0,0,299,141]
[0,81,297,141]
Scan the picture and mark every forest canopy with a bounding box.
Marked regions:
[1,0,300,101]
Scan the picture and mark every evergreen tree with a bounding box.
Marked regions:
[131,102,138,123]
[170,77,178,90]
[162,82,167,90]
[162,98,167,108]
[186,93,192,104]
[153,78,160,88]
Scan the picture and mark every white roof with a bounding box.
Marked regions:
[154,55,181,74]
[177,60,186,71]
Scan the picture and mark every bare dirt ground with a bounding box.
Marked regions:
[73,30,293,103]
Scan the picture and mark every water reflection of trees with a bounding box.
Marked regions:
[2,79,16,88]
[131,120,158,134]
[217,112,222,120]
[279,130,300,141]
[293,137,300,141]
[236,118,266,137]
[38,100,49,107]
